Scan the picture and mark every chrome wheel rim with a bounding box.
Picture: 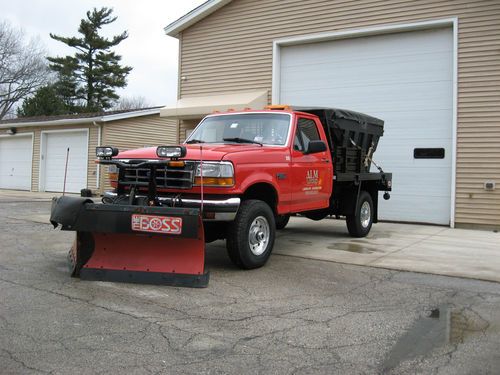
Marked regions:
[360,201,371,228]
[248,216,270,256]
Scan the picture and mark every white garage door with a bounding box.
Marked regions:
[42,131,88,193]
[0,135,33,190]
[280,28,453,225]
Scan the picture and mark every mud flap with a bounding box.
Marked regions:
[52,196,209,288]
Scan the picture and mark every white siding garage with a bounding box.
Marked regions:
[279,28,453,225]
[0,135,33,190]
[40,130,88,193]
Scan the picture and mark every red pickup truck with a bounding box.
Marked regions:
[50,106,392,287]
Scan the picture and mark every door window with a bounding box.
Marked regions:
[294,118,320,152]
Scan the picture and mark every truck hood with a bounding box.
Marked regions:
[116,144,267,161]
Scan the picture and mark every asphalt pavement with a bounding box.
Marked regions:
[1,198,500,374]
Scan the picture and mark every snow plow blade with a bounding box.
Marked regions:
[50,196,208,288]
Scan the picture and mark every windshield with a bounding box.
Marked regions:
[186,113,291,146]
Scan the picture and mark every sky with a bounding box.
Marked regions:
[2,0,206,107]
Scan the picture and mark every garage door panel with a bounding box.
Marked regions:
[282,53,452,91]
[381,112,453,139]
[281,70,453,92]
[283,82,452,113]
[377,137,452,155]
[0,136,32,190]
[43,131,88,193]
[282,29,452,66]
[380,193,450,224]
[280,28,453,224]
[389,168,451,197]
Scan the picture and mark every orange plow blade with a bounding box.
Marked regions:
[51,196,209,287]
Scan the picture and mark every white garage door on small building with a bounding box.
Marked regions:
[40,130,88,193]
[0,135,33,190]
[279,28,453,225]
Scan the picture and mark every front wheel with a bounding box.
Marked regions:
[226,200,275,269]
[346,191,373,237]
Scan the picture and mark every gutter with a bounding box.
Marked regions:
[93,121,102,190]
[0,108,161,129]
[0,116,102,129]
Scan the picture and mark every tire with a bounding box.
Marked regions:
[226,200,276,269]
[275,214,290,230]
[346,191,373,238]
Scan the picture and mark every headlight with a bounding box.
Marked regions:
[194,162,234,187]
[96,146,119,158]
[157,145,186,158]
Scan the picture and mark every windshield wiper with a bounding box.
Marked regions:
[185,139,205,144]
[223,137,263,146]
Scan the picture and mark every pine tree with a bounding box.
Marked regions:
[17,84,68,117]
[47,7,132,112]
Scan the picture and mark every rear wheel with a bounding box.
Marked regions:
[226,200,275,269]
[275,214,290,230]
[346,191,373,237]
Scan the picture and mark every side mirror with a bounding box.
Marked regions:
[305,140,327,154]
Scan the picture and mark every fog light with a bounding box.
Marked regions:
[157,146,186,158]
[96,146,119,158]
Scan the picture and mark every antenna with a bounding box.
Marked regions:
[62,147,70,195]
[199,145,204,214]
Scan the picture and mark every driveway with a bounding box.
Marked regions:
[0,195,500,374]
[2,189,498,283]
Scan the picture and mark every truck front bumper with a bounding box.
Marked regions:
[103,192,240,221]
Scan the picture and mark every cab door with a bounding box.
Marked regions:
[290,115,332,212]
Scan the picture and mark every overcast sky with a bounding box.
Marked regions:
[2,0,206,107]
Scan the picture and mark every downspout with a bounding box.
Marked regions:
[176,32,183,143]
[93,121,102,191]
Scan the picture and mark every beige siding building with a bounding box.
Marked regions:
[160,0,500,228]
[0,108,177,195]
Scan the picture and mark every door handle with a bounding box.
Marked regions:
[321,158,329,163]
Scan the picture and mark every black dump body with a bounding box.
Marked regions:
[295,107,384,175]
[294,107,391,221]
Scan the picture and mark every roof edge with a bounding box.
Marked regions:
[0,108,161,129]
[164,0,233,38]
[0,116,102,129]
[100,108,160,122]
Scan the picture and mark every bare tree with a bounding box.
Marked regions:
[0,21,49,119]
[113,95,151,111]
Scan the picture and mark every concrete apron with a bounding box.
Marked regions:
[272,216,500,283]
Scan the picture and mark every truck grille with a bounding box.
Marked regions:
[121,164,194,189]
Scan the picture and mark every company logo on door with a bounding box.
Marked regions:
[131,214,182,234]
[306,169,319,185]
